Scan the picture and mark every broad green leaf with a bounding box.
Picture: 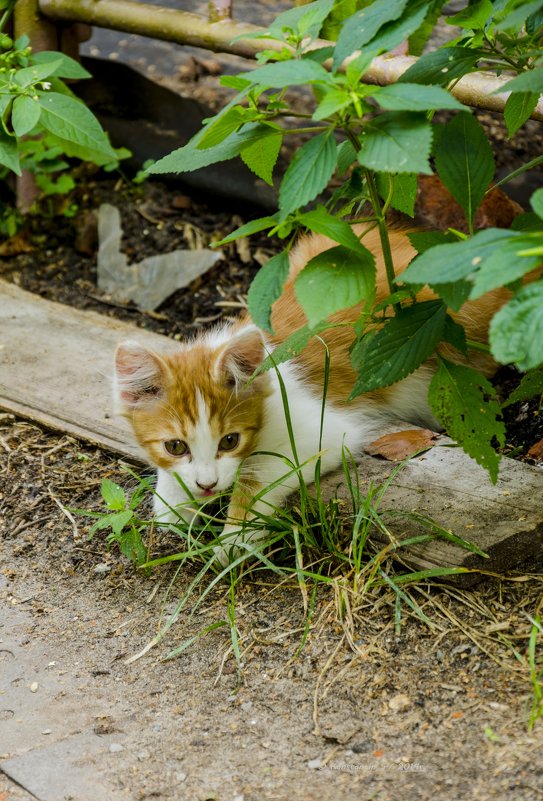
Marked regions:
[402,228,516,283]
[358,112,433,174]
[489,282,543,371]
[240,132,281,185]
[149,123,279,174]
[333,0,409,69]
[247,250,290,333]
[109,510,135,537]
[499,67,543,94]
[294,245,376,327]
[495,0,543,32]
[43,133,121,168]
[11,95,41,137]
[434,112,495,226]
[13,58,63,88]
[322,0,357,40]
[214,216,278,246]
[298,206,371,255]
[446,0,493,29]
[312,87,352,121]
[407,230,458,253]
[31,50,92,79]
[530,188,543,219]
[504,92,539,138]
[442,314,467,354]
[503,368,543,407]
[247,59,330,89]
[118,526,147,565]
[350,300,447,394]
[469,235,541,298]
[0,127,20,175]
[101,478,126,511]
[279,131,337,219]
[430,280,472,311]
[267,0,335,40]
[429,360,504,482]
[399,47,483,86]
[38,92,117,159]
[198,107,254,150]
[336,139,357,175]
[375,172,417,216]
[359,1,431,59]
[375,83,464,112]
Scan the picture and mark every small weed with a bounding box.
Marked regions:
[527,614,543,729]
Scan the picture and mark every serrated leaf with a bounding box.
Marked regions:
[504,91,539,138]
[359,1,431,60]
[149,123,278,174]
[198,106,252,149]
[312,87,352,121]
[267,0,336,40]
[442,314,467,354]
[240,132,281,185]
[503,368,543,407]
[101,478,126,511]
[31,50,91,79]
[495,1,543,32]
[214,215,278,246]
[11,95,41,137]
[336,139,357,175]
[399,47,483,86]
[333,0,409,69]
[294,245,376,327]
[298,206,371,254]
[350,300,447,394]
[447,0,493,29]
[247,59,330,89]
[376,172,417,216]
[109,510,135,537]
[429,360,504,482]
[279,131,337,219]
[489,282,543,371]
[247,251,290,333]
[434,112,495,226]
[530,188,543,219]
[469,234,540,298]
[375,83,464,112]
[402,228,514,288]
[407,230,458,253]
[499,66,543,94]
[431,281,473,311]
[38,92,116,159]
[0,127,20,175]
[358,112,433,174]
[13,58,63,88]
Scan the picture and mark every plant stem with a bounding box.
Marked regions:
[466,338,491,354]
[364,168,398,299]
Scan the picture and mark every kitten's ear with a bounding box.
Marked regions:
[215,325,266,388]
[114,341,166,409]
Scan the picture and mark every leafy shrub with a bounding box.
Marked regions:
[148,0,543,482]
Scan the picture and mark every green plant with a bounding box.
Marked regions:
[527,614,543,729]
[0,0,127,227]
[147,0,543,482]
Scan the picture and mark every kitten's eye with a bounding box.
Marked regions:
[219,433,239,452]
[164,439,188,456]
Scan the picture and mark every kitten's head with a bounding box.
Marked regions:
[114,325,269,498]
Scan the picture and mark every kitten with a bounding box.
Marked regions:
[114,226,509,564]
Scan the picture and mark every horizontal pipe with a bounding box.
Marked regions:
[38,0,543,121]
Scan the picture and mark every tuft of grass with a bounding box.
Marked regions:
[527,614,543,729]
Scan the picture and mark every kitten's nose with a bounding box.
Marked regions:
[196,480,218,491]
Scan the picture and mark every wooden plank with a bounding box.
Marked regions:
[0,280,174,460]
[321,425,543,584]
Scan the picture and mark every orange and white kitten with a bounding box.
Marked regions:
[114,227,508,563]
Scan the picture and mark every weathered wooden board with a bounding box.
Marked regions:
[1,279,542,581]
[0,280,173,460]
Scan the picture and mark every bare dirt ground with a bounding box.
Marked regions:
[2,4,543,799]
[1,417,543,801]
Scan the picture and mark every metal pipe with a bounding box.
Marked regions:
[38,0,543,121]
